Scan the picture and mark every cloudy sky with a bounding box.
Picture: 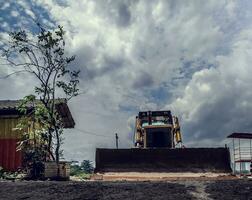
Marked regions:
[0,0,252,162]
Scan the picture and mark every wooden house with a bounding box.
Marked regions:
[0,99,75,171]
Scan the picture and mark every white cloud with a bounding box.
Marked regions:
[10,10,19,17]
[1,0,252,161]
[168,28,252,145]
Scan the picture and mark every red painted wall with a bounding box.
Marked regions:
[0,139,22,171]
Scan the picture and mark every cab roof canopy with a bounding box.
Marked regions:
[0,99,75,128]
[227,132,252,139]
[138,110,171,118]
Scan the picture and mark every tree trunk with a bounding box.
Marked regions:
[55,129,60,177]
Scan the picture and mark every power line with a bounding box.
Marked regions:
[74,128,112,138]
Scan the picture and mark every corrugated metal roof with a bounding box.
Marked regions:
[0,99,65,110]
[0,100,24,110]
[227,132,252,139]
[0,99,75,128]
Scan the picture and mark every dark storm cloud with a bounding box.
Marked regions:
[102,55,126,74]
[184,95,240,141]
[183,89,252,145]
[78,54,126,80]
[117,3,131,27]
[92,0,134,28]
[132,72,154,89]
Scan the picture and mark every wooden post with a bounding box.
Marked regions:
[250,139,252,175]
[250,139,252,161]
[115,133,118,149]
[239,138,241,175]
[233,138,235,174]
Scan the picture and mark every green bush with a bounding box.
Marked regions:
[0,166,27,180]
[0,166,3,178]
[81,160,94,174]
[0,170,22,180]
[70,165,83,176]
[21,141,45,179]
[70,162,93,180]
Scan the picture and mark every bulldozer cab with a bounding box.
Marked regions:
[134,111,179,148]
[145,127,173,148]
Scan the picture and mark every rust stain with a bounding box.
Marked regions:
[0,139,22,171]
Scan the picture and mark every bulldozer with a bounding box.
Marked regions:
[95,110,231,174]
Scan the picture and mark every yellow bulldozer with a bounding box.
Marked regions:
[134,111,182,149]
[95,110,231,173]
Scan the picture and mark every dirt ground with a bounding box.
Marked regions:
[95,172,236,181]
[0,179,251,200]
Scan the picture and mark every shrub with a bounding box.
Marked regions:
[81,160,94,174]
[0,166,3,178]
[70,165,83,176]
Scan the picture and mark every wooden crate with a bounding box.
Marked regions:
[44,162,70,180]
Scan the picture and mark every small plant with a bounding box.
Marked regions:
[70,165,83,176]
[81,160,94,174]
[70,160,94,180]
[0,166,4,178]
[22,148,45,179]
[0,167,25,180]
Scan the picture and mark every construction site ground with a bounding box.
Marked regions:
[92,172,237,181]
[0,178,252,200]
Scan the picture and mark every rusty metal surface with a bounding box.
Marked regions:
[0,118,22,171]
[0,118,20,139]
[95,148,232,173]
[0,139,22,171]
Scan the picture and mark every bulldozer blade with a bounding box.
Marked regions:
[95,148,232,173]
